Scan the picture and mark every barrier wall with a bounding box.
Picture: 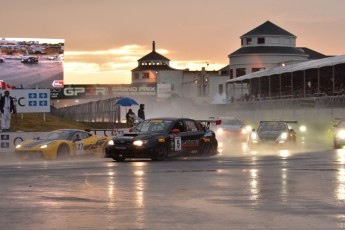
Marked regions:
[0,128,128,153]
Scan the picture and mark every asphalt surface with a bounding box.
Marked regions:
[0,59,63,89]
[0,142,345,230]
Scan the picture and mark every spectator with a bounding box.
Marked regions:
[0,90,16,131]
[138,104,145,121]
[126,109,135,127]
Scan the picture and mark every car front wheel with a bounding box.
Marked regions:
[57,144,70,159]
[151,144,168,161]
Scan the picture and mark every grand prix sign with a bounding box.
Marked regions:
[50,84,157,99]
[0,89,50,113]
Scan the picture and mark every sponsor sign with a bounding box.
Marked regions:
[1,89,50,113]
[50,84,157,99]
[52,80,64,88]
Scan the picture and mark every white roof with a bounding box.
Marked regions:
[227,55,345,83]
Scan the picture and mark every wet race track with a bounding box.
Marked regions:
[1,140,345,230]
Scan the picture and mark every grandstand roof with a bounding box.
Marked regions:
[227,55,345,83]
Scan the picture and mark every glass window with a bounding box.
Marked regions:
[230,69,233,79]
[133,73,139,80]
[246,38,252,45]
[236,68,246,77]
[257,37,265,44]
[252,68,265,73]
[185,120,198,132]
[142,73,149,79]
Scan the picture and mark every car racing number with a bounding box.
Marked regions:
[76,141,84,154]
[174,137,182,151]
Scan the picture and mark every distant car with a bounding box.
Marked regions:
[105,117,219,161]
[15,129,111,160]
[0,57,4,63]
[248,121,297,148]
[21,57,38,64]
[333,119,345,149]
[211,117,250,143]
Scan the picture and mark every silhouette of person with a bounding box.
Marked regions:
[138,104,145,121]
[126,109,135,127]
[0,90,16,131]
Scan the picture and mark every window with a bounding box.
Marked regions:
[142,73,149,79]
[185,120,198,132]
[218,84,223,94]
[133,73,139,80]
[236,68,246,77]
[252,68,265,73]
[246,38,252,45]
[229,69,233,79]
[257,37,265,44]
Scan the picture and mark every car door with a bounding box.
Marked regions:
[184,119,206,153]
[171,119,205,155]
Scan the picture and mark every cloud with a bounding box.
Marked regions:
[63,44,227,84]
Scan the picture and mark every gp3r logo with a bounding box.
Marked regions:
[64,87,85,96]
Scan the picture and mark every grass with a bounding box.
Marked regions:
[10,113,120,132]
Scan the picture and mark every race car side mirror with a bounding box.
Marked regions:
[171,129,180,134]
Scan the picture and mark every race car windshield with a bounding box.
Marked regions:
[258,124,287,132]
[39,131,71,140]
[222,119,241,126]
[134,121,172,133]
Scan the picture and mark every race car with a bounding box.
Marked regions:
[21,56,38,64]
[105,117,219,161]
[248,121,297,148]
[15,129,111,160]
[333,119,345,149]
[211,117,250,143]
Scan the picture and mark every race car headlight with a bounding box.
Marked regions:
[107,140,114,146]
[216,127,224,135]
[299,125,307,132]
[337,130,345,139]
[133,140,149,146]
[250,132,258,141]
[241,128,248,135]
[15,144,22,149]
[277,132,288,142]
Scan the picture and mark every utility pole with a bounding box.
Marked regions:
[201,67,206,96]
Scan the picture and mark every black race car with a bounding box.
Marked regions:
[248,121,297,148]
[105,117,219,161]
[21,57,39,64]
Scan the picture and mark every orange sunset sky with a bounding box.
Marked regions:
[1,0,345,85]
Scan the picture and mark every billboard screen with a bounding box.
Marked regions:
[0,38,64,90]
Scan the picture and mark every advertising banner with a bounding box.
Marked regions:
[0,89,51,113]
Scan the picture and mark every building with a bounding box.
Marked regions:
[226,20,331,102]
[228,21,312,79]
[131,41,226,103]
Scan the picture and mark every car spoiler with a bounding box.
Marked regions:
[259,120,298,124]
[197,119,222,129]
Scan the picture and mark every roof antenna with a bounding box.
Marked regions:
[152,41,155,52]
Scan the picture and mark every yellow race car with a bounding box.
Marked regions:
[15,129,112,160]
